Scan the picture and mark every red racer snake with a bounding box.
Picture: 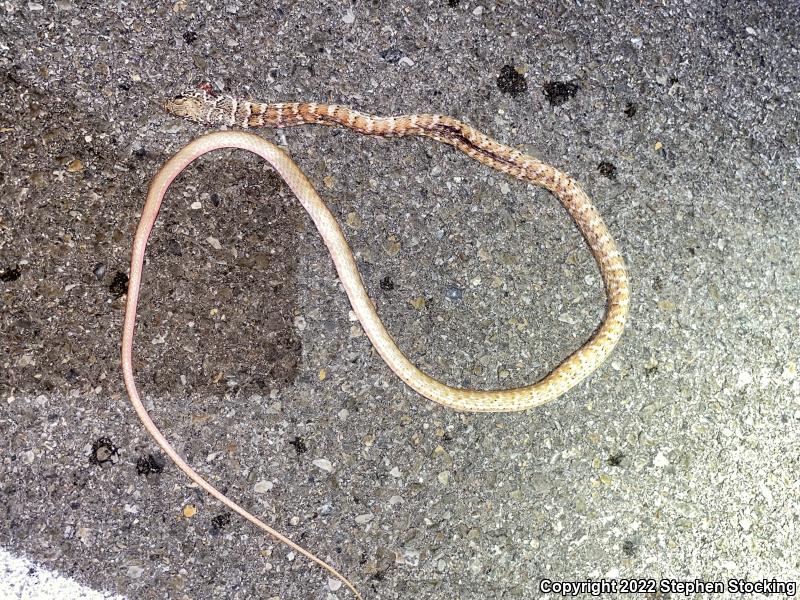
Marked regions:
[121,89,630,598]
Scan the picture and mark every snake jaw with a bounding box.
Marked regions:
[163,90,209,121]
[164,88,236,125]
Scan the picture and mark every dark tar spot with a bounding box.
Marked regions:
[289,435,308,454]
[598,161,618,180]
[497,65,527,96]
[109,271,128,297]
[210,512,232,534]
[622,539,637,557]
[90,437,119,465]
[1,265,21,282]
[136,453,166,475]
[542,81,579,106]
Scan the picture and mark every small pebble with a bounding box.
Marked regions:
[127,565,144,579]
[254,480,274,493]
[345,211,362,229]
[736,371,753,388]
[355,513,374,524]
[380,47,403,63]
[444,286,463,301]
[328,578,343,591]
[385,237,401,256]
[759,482,774,505]
[91,437,118,464]
[395,549,420,566]
[16,354,34,367]
[76,527,90,543]
[312,458,334,473]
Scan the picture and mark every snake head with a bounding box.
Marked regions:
[163,89,210,121]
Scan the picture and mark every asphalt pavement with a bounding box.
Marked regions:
[1,1,798,599]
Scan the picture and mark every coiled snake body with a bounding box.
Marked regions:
[122,89,629,598]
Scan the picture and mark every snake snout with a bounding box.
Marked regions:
[164,92,204,120]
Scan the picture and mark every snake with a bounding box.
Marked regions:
[121,88,629,599]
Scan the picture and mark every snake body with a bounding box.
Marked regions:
[122,89,629,598]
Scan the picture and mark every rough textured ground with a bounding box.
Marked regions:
[1,1,799,599]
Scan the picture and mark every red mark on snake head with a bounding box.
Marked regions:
[197,82,217,96]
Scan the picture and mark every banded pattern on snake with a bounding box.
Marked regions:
[122,88,629,599]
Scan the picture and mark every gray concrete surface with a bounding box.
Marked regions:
[1,1,799,599]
